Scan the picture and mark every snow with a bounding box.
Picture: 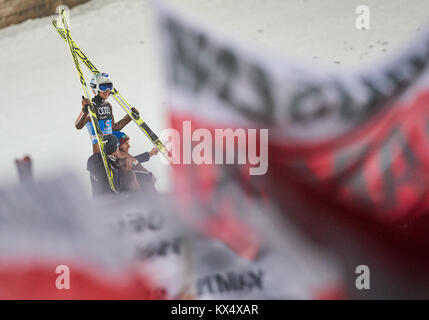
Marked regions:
[0,0,428,193]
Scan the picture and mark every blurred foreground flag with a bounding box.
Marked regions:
[0,176,159,299]
[154,1,429,298]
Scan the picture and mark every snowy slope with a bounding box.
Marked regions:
[0,0,428,193]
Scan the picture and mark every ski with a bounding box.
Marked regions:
[57,6,117,193]
[52,19,170,160]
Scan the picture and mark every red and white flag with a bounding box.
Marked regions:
[153,1,429,298]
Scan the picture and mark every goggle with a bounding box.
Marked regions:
[99,82,113,92]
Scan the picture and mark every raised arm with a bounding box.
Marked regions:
[112,113,132,131]
[112,106,140,131]
[75,97,90,129]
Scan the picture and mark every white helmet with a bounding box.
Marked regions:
[90,72,113,95]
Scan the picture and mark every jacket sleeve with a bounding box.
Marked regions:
[87,155,106,181]
[134,152,150,163]
[87,154,116,194]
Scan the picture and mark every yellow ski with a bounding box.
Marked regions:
[58,6,117,192]
[52,19,170,160]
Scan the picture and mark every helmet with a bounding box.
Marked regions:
[90,72,113,95]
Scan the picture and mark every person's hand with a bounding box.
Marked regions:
[149,147,159,157]
[131,107,140,119]
[81,96,90,113]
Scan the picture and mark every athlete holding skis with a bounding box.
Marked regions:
[75,72,140,196]
[75,73,139,154]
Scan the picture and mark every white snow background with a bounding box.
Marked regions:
[0,0,428,193]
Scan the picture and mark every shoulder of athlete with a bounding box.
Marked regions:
[87,153,103,172]
[88,152,118,172]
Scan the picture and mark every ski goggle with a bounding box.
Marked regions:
[99,82,113,92]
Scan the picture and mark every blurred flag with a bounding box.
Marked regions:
[0,176,159,299]
[154,1,429,298]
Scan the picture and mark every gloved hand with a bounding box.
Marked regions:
[131,107,140,119]
[81,96,90,113]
